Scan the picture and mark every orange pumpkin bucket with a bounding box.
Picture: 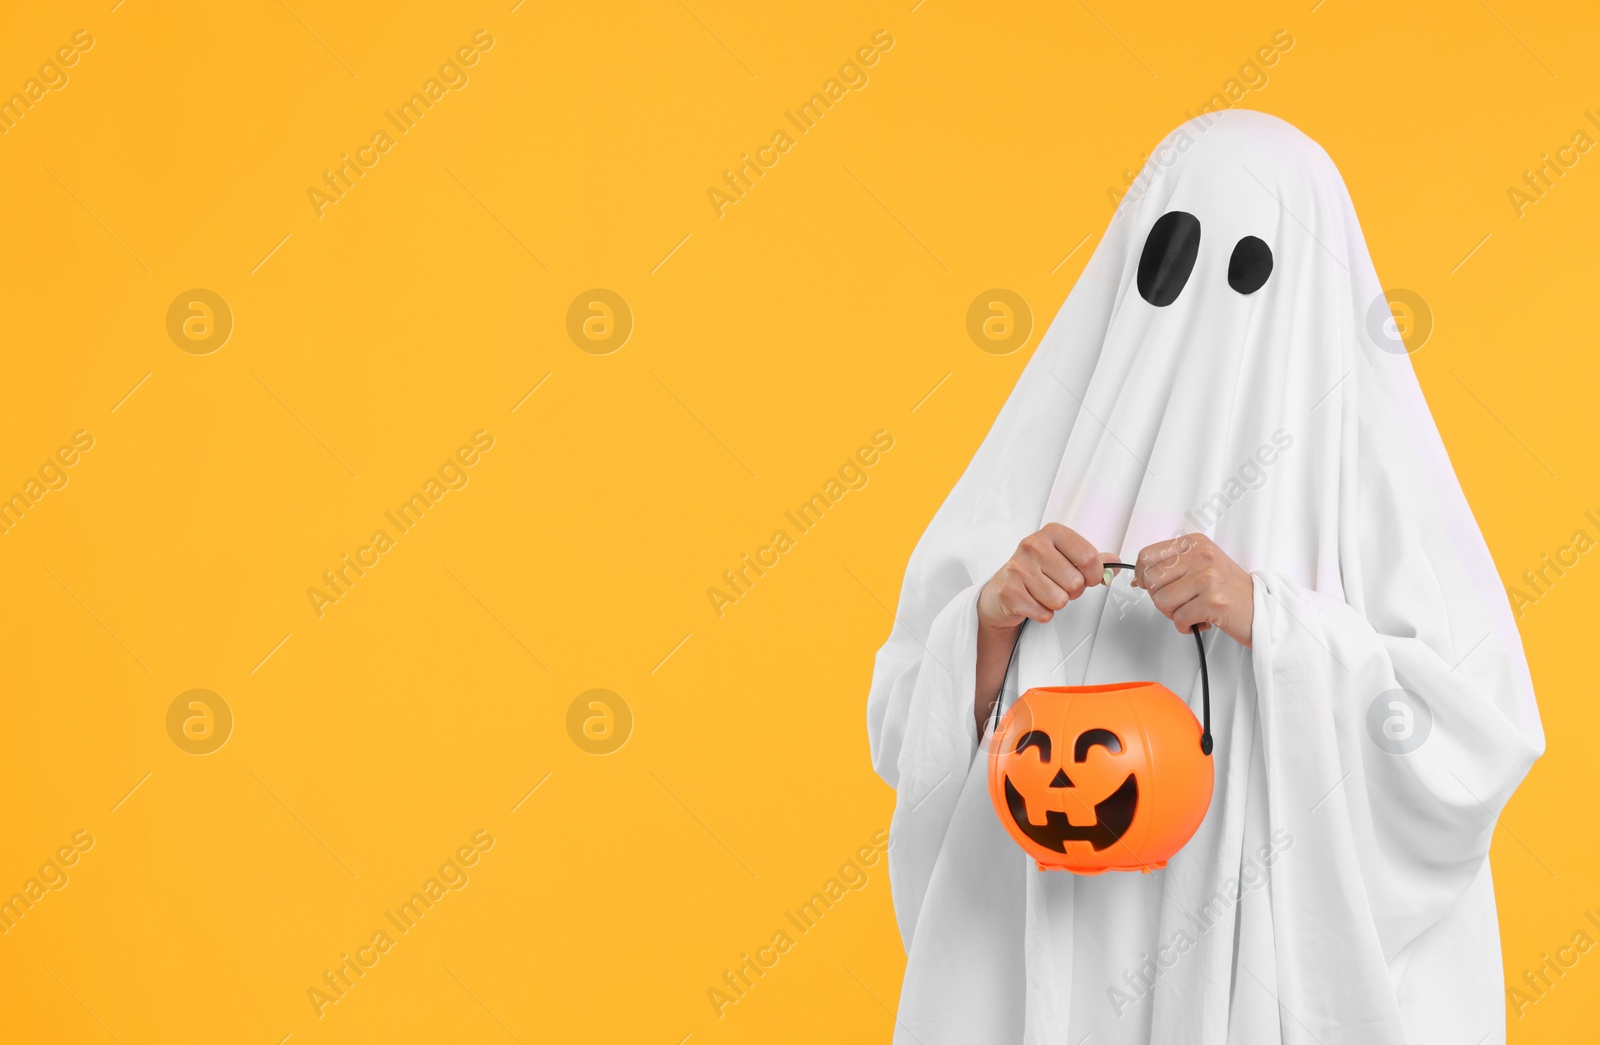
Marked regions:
[986,562,1214,874]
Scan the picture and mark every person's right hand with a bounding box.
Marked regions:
[976,523,1109,631]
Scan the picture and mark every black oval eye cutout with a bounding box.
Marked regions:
[1015,730,1052,762]
[1073,728,1122,763]
[1228,236,1273,295]
[1137,211,1201,307]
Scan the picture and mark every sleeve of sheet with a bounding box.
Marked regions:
[1250,340,1544,973]
[863,230,1128,946]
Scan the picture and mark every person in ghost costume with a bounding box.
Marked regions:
[865,110,1544,1045]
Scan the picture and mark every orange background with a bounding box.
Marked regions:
[0,0,1594,1041]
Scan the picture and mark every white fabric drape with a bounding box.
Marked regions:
[866,110,1542,1045]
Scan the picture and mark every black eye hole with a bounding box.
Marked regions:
[1137,210,1201,307]
[1074,728,1122,763]
[1228,236,1273,294]
[1015,730,1052,761]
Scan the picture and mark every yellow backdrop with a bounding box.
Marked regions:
[1,0,1594,1041]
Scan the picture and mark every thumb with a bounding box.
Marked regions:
[1091,552,1123,587]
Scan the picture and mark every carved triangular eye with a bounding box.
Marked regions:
[1228,235,1273,294]
[1137,211,1201,307]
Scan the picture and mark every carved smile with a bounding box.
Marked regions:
[1003,774,1138,853]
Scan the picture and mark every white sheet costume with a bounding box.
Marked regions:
[866,111,1543,1044]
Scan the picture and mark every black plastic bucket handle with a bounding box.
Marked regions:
[989,562,1213,756]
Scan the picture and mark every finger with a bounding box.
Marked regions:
[1032,547,1088,601]
[1082,551,1119,587]
[1133,538,1180,587]
[1002,580,1056,624]
[1135,537,1193,591]
[1148,574,1208,618]
[1021,570,1071,613]
[1170,595,1214,635]
[1096,551,1132,586]
[1041,523,1103,579]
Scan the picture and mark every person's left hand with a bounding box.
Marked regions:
[1131,533,1254,648]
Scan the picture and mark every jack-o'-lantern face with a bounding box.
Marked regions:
[1002,726,1137,853]
[988,681,1213,874]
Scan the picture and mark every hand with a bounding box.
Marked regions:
[978,523,1109,631]
[1131,533,1254,647]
